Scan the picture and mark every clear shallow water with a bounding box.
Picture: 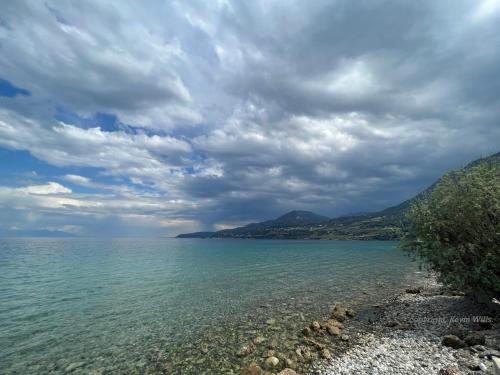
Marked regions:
[0,238,418,374]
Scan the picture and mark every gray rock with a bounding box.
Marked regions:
[464,332,486,346]
[265,356,279,369]
[442,335,467,349]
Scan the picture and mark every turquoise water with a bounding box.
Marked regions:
[0,238,418,374]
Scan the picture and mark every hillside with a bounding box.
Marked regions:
[177,152,500,240]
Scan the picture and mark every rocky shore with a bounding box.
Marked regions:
[311,275,500,375]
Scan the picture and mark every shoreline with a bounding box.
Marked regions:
[307,274,500,375]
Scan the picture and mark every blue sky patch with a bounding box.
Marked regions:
[0,79,30,98]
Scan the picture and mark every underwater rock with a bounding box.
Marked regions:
[331,305,347,322]
[310,321,321,331]
[265,356,279,369]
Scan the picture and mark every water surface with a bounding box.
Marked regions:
[0,238,418,374]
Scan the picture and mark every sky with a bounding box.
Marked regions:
[0,0,499,237]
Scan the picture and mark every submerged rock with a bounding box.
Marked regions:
[310,321,321,331]
[326,319,343,329]
[241,362,262,375]
[237,342,256,357]
[302,327,312,337]
[331,305,347,322]
[325,324,341,336]
[254,336,266,345]
[65,362,86,372]
[265,356,279,369]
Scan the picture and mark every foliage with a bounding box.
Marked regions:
[400,160,500,299]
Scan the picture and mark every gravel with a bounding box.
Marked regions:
[312,275,500,375]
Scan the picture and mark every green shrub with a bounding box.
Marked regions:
[400,160,500,300]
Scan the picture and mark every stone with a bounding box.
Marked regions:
[284,358,294,368]
[265,356,279,369]
[254,336,266,345]
[325,324,341,336]
[442,335,467,349]
[320,348,331,359]
[331,305,347,322]
[241,362,262,375]
[311,321,321,331]
[405,287,421,294]
[448,328,468,340]
[341,334,350,341]
[478,362,487,371]
[464,332,486,346]
[266,318,276,325]
[492,357,500,375]
[201,343,209,354]
[302,327,312,337]
[438,365,464,374]
[268,337,278,349]
[237,342,256,357]
[346,308,356,318]
[326,319,344,329]
[65,362,86,372]
[277,369,297,375]
[385,320,400,327]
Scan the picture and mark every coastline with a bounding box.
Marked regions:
[308,274,500,375]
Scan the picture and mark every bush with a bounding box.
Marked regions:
[400,160,500,300]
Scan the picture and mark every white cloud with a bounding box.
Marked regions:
[17,182,71,195]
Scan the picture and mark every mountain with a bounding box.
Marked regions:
[176,231,215,238]
[177,152,500,240]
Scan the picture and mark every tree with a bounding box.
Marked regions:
[400,160,500,300]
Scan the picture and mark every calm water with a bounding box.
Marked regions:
[0,238,418,374]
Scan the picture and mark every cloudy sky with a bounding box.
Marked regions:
[0,0,499,237]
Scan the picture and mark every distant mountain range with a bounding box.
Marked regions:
[177,152,500,240]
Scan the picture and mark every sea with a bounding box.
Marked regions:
[0,238,420,374]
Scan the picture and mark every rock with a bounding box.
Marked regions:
[464,332,486,346]
[268,337,278,349]
[326,319,344,329]
[295,346,312,362]
[442,335,467,349]
[302,327,312,337]
[325,324,341,336]
[448,328,468,340]
[65,362,86,372]
[266,318,276,325]
[406,287,421,294]
[277,369,297,375]
[254,336,266,345]
[320,348,331,359]
[385,320,400,327]
[284,358,294,368]
[478,362,487,371]
[265,356,279,369]
[311,321,321,331]
[341,334,350,341]
[438,365,464,374]
[479,349,500,359]
[201,342,209,354]
[475,345,486,351]
[492,357,500,375]
[237,342,256,357]
[241,362,262,375]
[331,305,347,322]
[346,308,356,317]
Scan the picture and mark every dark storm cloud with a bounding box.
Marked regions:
[0,0,499,235]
